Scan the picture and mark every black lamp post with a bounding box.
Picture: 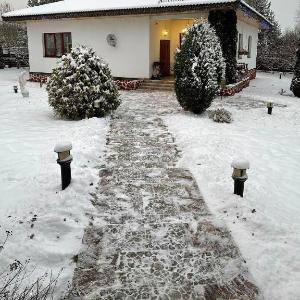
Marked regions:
[267,102,273,115]
[231,160,250,197]
[54,142,73,190]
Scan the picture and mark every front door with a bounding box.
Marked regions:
[160,40,170,77]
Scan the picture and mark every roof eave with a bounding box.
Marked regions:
[2,2,237,22]
[239,0,273,28]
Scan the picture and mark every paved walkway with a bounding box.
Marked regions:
[70,92,262,299]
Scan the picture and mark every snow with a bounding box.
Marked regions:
[164,72,300,300]
[2,0,261,21]
[54,141,72,153]
[231,159,250,169]
[0,68,109,297]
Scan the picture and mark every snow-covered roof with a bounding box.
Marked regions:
[2,0,271,25]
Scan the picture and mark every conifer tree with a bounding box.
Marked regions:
[245,0,281,70]
[291,43,300,98]
[174,23,225,114]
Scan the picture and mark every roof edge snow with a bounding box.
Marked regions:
[2,0,272,27]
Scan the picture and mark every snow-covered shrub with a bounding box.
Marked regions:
[208,108,233,123]
[174,23,225,114]
[291,45,300,98]
[47,46,120,120]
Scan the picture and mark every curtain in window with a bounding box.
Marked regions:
[44,33,72,57]
[45,33,56,57]
[55,33,63,57]
[248,36,252,58]
[63,33,72,53]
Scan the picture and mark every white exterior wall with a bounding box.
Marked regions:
[27,16,151,78]
[236,19,259,69]
[149,12,208,74]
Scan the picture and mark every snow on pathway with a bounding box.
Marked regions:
[164,72,300,300]
[70,91,262,299]
[0,68,109,297]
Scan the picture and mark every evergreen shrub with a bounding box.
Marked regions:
[174,23,225,114]
[208,10,238,84]
[47,46,120,120]
[291,45,300,98]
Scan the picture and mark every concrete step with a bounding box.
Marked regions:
[139,79,175,91]
[143,80,174,84]
[141,84,174,89]
[139,86,174,91]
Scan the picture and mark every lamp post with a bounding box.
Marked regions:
[13,85,18,93]
[93,98,103,117]
[231,159,250,197]
[54,142,73,190]
[267,102,273,115]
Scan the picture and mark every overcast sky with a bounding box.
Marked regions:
[1,0,299,31]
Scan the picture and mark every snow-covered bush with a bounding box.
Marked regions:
[208,108,233,123]
[291,45,300,98]
[47,46,120,120]
[174,23,225,114]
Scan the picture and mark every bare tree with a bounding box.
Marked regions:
[0,231,62,300]
[296,0,300,32]
[0,2,27,49]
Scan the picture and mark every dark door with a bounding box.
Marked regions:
[160,40,170,77]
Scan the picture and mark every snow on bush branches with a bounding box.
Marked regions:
[47,46,120,120]
[174,23,225,114]
[208,108,233,123]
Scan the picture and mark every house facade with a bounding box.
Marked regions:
[3,0,271,81]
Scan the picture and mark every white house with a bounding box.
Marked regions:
[3,0,271,81]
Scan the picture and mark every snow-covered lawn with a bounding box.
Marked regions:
[164,72,300,300]
[0,68,109,297]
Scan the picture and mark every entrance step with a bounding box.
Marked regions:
[139,79,175,91]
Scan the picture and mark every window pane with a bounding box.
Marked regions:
[55,33,62,57]
[45,34,55,57]
[239,33,243,51]
[248,36,252,58]
[63,33,72,54]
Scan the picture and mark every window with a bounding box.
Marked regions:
[247,36,252,58]
[44,32,72,57]
[238,33,243,59]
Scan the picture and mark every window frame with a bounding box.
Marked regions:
[44,32,72,58]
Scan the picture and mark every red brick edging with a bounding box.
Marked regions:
[220,69,256,97]
[29,73,143,91]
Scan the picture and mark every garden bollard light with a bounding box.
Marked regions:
[94,99,101,109]
[279,73,282,79]
[13,85,18,93]
[54,142,73,190]
[93,98,103,117]
[231,159,250,197]
[267,102,273,115]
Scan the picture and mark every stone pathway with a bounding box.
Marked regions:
[70,91,262,300]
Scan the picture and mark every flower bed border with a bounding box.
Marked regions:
[29,69,256,95]
[220,68,256,96]
[29,72,143,91]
